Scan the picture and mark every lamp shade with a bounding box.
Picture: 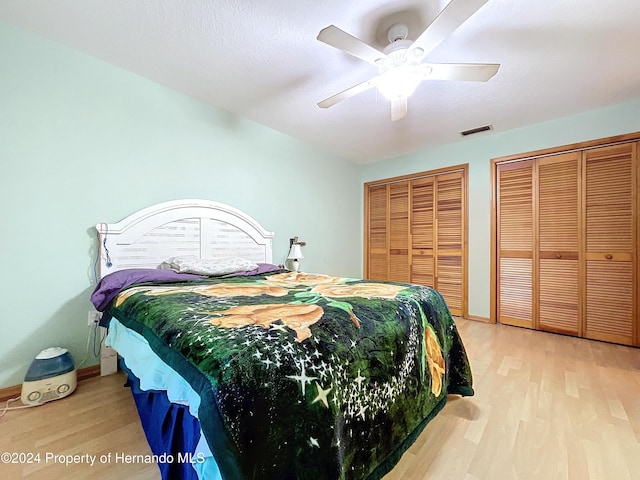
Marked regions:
[287,244,304,260]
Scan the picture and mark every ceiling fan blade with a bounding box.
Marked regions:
[409,0,490,60]
[422,63,500,82]
[317,25,388,66]
[317,77,380,109]
[391,97,408,121]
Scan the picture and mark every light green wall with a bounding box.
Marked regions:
[0,22,361,388]
[361,97,640,319]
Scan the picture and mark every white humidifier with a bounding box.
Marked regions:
[21,347,77,406]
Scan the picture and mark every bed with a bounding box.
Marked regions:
[91,199,473,480]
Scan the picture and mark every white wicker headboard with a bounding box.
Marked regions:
[96,199,274,278]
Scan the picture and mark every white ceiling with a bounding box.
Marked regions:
[2,0,639,164]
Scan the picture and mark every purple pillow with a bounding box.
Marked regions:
[90,268,205,311]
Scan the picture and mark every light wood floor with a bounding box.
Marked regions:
[1,318,639,479]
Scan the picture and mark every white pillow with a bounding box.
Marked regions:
[160,256,259,276]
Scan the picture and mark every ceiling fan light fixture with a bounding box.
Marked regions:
[375,33,426,102]
[377,66,422,101]
[316,0,500,118]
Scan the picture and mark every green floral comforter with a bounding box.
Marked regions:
[108,271,473,480]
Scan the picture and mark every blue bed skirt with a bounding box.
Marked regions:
[122,362,202,480]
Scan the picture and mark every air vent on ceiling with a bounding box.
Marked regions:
[460,124,493,137]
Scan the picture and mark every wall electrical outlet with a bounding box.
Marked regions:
[87,310,102,326]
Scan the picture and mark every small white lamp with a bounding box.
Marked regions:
[287,242,304,272]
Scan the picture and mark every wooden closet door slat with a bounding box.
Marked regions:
[411,255,434,287]
[586,261,633,342]
[585,146,634,251]
[437,255,463,315]
[411,178,435,287]
[497,160,534,328]
[389,182,410,282]
[583,143,636,345]
[499,258,533,323]
[436,172,464,316]
[366,184,388,280]
[539,259,579,333]
[538,153,580,335]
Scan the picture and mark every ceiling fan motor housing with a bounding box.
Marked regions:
[380,23,424,70]
[387,23,409,42]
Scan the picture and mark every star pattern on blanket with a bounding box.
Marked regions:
[286,360,317,396]
[176,301,422,430]
[226,303,419,424]
[312,382,332,408]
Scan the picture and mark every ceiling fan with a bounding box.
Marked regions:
[316,0,499,121]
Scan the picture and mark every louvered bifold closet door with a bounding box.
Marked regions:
[583,143,637,345]
[366,184,388,281]
[497,160,534,328]
[365,164,468,317]
[435,172,465,316]
[388,182,410,282]
[410,177,435,288]
[537,153,581,335]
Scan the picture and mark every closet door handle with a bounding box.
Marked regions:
[605,254,613,260]
[555,253,562,259]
